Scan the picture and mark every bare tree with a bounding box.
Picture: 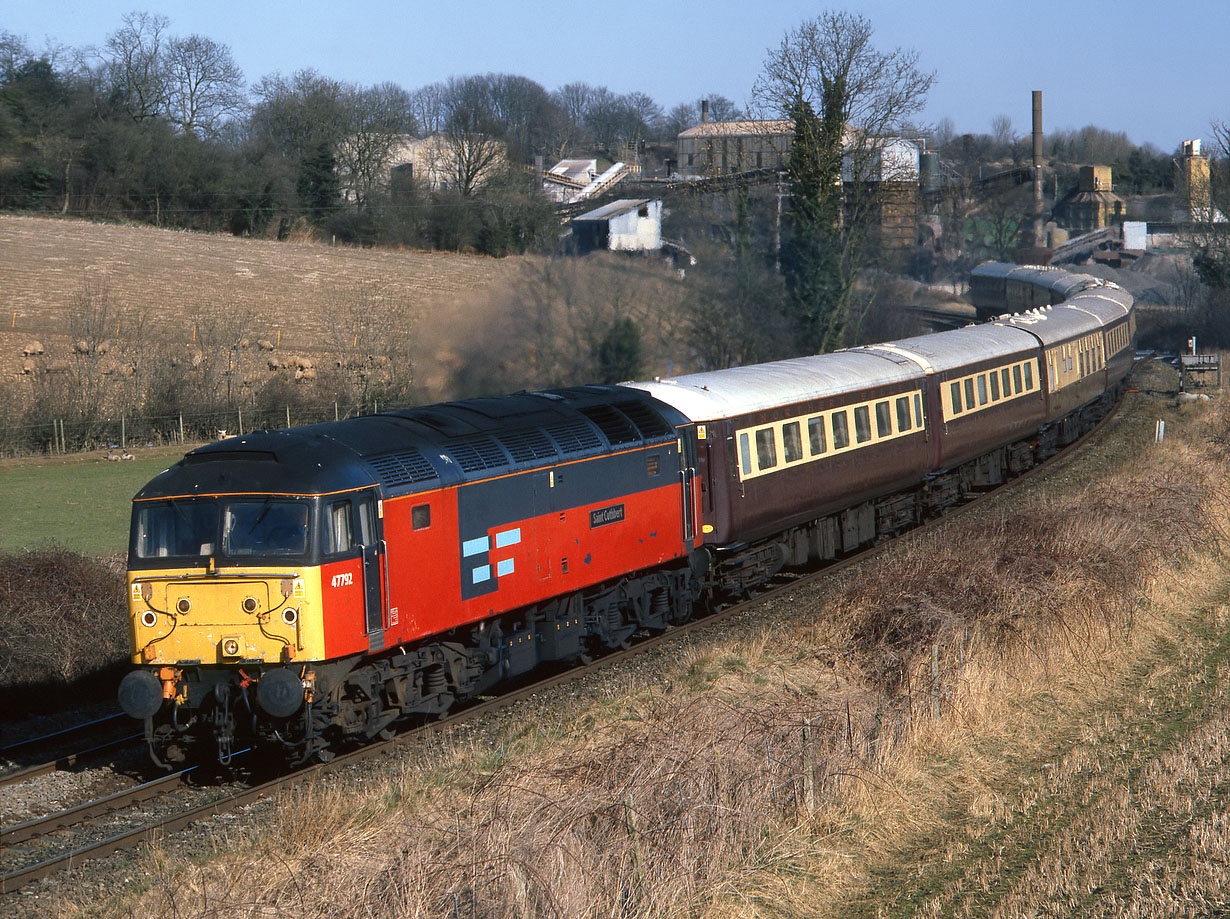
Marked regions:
[991,113,1014,152]
[753,10,934,352]
[103,11,168,122]
[409,80,448,135]
[335,82,414,208]
[326,282,416,403]
[162,34,245,137]
[250,69,347,160]
[66,279,116,426]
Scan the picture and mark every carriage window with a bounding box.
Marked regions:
[412,504,431,530]
[1013,365,1023,394]
[964,378,975,409]
[739,433,752,476]
[326,501,353,554]
[914,393,924,428]
[1002,368,1012,395]
[831,412,850,449]
[990,371,1001,401]
[950,382,962,414]
[1025,362,1034,390]
[808,417,827,455]
[854,406,871,443]
[782,422,803,463]
[755,428,777,471]
[875,402,892,437]
[896,396,911,432]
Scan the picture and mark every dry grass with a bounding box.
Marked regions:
[0,549,128,691]
[34,374,1230,919]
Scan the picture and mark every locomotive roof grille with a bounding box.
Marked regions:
[445,437,509,473]
[613,400,674,438]
[579,404,640,445]
[544,419,605,454]
[367,449,439,487]
[497,429,559,463]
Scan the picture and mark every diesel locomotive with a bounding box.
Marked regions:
[118,262,1135,767]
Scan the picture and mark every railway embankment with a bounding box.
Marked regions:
[13,358,1230,918]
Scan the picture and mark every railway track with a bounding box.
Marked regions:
[0,713,141,789]
[0,393,1126,896]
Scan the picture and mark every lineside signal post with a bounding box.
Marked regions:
[1180,336,1221,392]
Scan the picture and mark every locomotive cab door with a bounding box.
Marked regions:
[357,494,385,646]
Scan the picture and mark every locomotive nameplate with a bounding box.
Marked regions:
[589,504,625,528]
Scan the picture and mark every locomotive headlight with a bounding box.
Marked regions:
[282,607,298,626]
[176,598,191,614]
[220,637,242,658]
[140,610,158,629]
[242,596,258,614]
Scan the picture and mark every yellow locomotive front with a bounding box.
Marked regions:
[117,437,370,768]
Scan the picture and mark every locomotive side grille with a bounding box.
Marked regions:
[545,420,604,454]
[613,400,674,439]
[367,450,439,487]
[578,405,640,445]
[445,437,510,473]
[497,430,559,463]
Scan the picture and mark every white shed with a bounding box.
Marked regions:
[571,199,662,253]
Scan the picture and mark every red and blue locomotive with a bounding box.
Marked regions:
[119,262,1135,767]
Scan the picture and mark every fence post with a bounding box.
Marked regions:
[121,414,126,450]
[286,405,291,429]
[179,414,184,445]
[237,407,243,436]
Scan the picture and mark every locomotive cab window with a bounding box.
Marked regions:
[133,498,218,560]
[412,504,431,530]
[357,497,377,546]
[326,501,353,554]
[223,499,310,557]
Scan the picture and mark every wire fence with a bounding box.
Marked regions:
[0,397,411,458]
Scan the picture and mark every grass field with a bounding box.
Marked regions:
[0,445,189,555]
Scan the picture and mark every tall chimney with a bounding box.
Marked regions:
[701,99,709,124]
[1032,90,1044,248]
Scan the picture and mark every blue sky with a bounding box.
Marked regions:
[6,0,1224,151]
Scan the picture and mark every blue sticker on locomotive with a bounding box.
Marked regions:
[589,504,625,528]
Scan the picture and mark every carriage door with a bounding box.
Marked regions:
[680,436,696,544]
[357,494,385,644]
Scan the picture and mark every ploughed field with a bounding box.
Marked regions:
[0,214,518,382]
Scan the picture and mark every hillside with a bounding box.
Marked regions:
[0,214,520,384]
